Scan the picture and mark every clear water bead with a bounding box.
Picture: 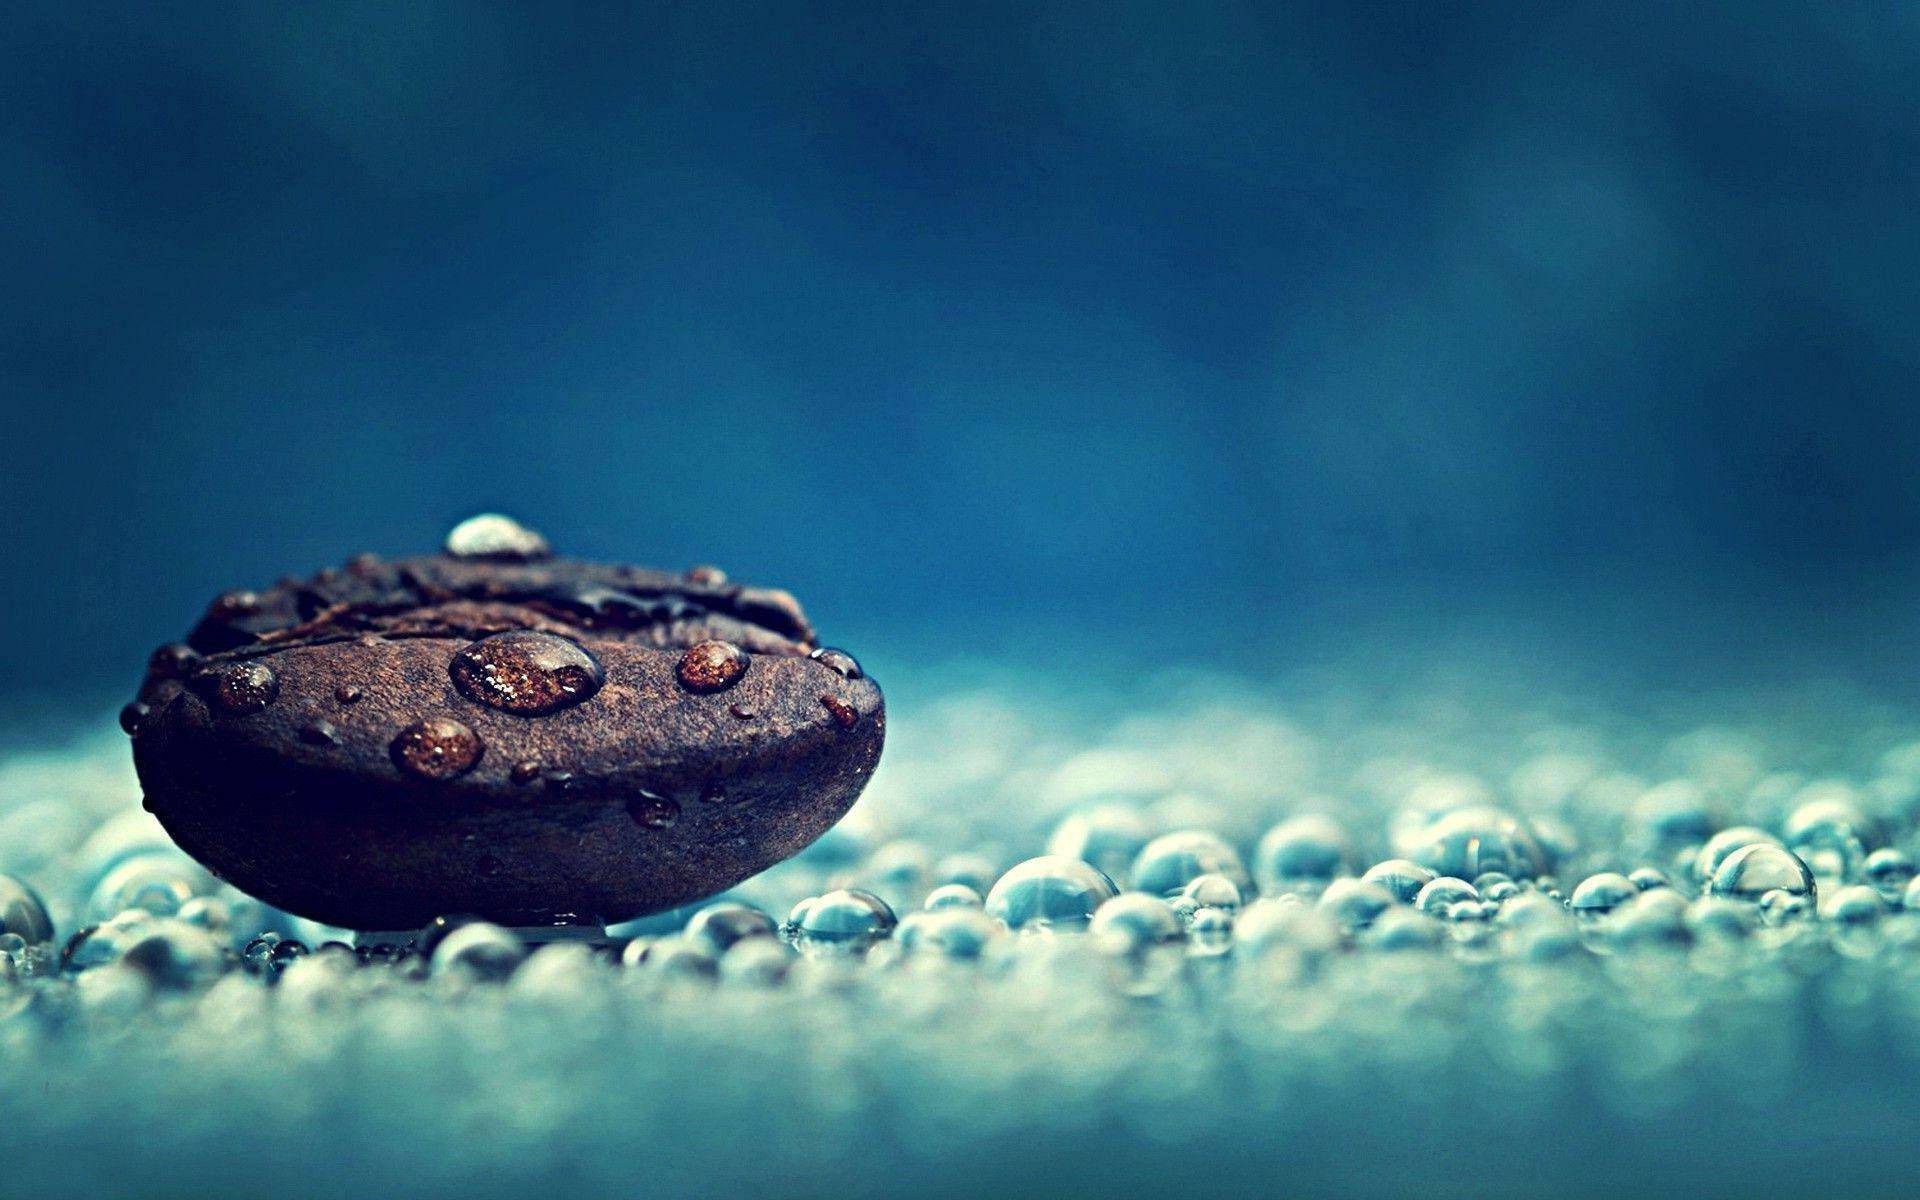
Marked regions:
[1361,859,1436,904]
[1179,872,1243,914]
[794,889,897,954]
[1317,879,1395,933]
[1411,808,1547,881]
[1709,844,1816,903]
[1569,873,1638,916]
[924,884,984,911]
[430,923,525,982]
[1129,830,1249,896]
[1414,877,1479,917]
[986,856,1120,931]
[1253,814,1352,893]
[1693,826,1782,884]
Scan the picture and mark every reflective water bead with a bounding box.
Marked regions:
[924,884,984,911]
[1412,808,1546,881]
[1089,893,1184,957]
[1317,879,1395,933]
[1629,867,1671,892]
[1179,872,1243,914]
[719,938,792,987]
[1128,830,1249,896]
[986,856,1120,931]
[1046,805,1153,880]
[119,920,228,990]
[1414,877,1479,917]
[1708,844,1816,903]
[903,908,999,959]
[794,889,897,954]
[62,910,157,972]
[1693,826,1782,885]
[1253,814,1352,893]
[1827,884,1888,926]
[87,852,210,921]
[1361,859,1436,904]
[683,903,778,956]
[1863,848,1915,902]
[1187,906,1234,956]
[430,922,525,982]
[1569,873,1638,916]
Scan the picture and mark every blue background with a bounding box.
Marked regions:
[5,4,1920,699]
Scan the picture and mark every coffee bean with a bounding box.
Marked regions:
[128,515,885,932]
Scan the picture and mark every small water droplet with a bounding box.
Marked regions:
[118,702,149,736]
[444,513,551,560]
[675,640,749,694]
[627,792,680,829]
[450,630,605,716]
[511,760,543,785]
[699,781,730,804]
[298,721,339,747]
[194,662,280,716]
[821,694,859,729]
[728,702,757,721]
[985,856,1119,930]
[390,718,484,781]
[684,565,729,586]
[1709,843,1816,902]
[809,647,864,679]
[334,684,364,705]
[148,643,202,680]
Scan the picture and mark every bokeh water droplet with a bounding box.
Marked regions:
[444,513,551,560]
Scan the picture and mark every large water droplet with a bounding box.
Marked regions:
[1708,843,1816,902]
[1129,830,1249,896]
[985,856,1119,930]
[450,630,605,716]
[1411,808,1546,880]
[675,640,748,694]
[390,718,485,781]
[194,661,279,716]
[444,513,551,560]
[794,889,896,955]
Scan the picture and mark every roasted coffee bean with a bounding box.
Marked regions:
[128,515,885,931]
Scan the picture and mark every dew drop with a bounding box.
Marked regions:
[728,703,757,721]
[810,647,864,680]
[118,702,149,736]
[627,792,681,830]
[298,721,339,747]
[450,630,605,716]
[675,640,749,694]
[444,513,551,561]
[389,718,484,781]
[821,694,859,729]
[148,643,202,680]
[194,662,279,716]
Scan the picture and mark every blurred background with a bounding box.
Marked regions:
[5,3,1920,706]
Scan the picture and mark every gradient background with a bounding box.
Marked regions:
[6,4,1920,706]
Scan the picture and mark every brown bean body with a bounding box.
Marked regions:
[128,543,883,930]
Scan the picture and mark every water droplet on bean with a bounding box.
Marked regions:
[298,721,339,747]
[510,760,543,785]
[675,640,749,694]
[810,647,864,679]
[194,662,279,716]
[334,684,363,705]
[390,718,484,781]
[444,513,551,560]
[119,702,149,736]
[627,792,680,829]
[450,630,605,716]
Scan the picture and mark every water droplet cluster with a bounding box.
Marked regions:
[24,648,1920,1194]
